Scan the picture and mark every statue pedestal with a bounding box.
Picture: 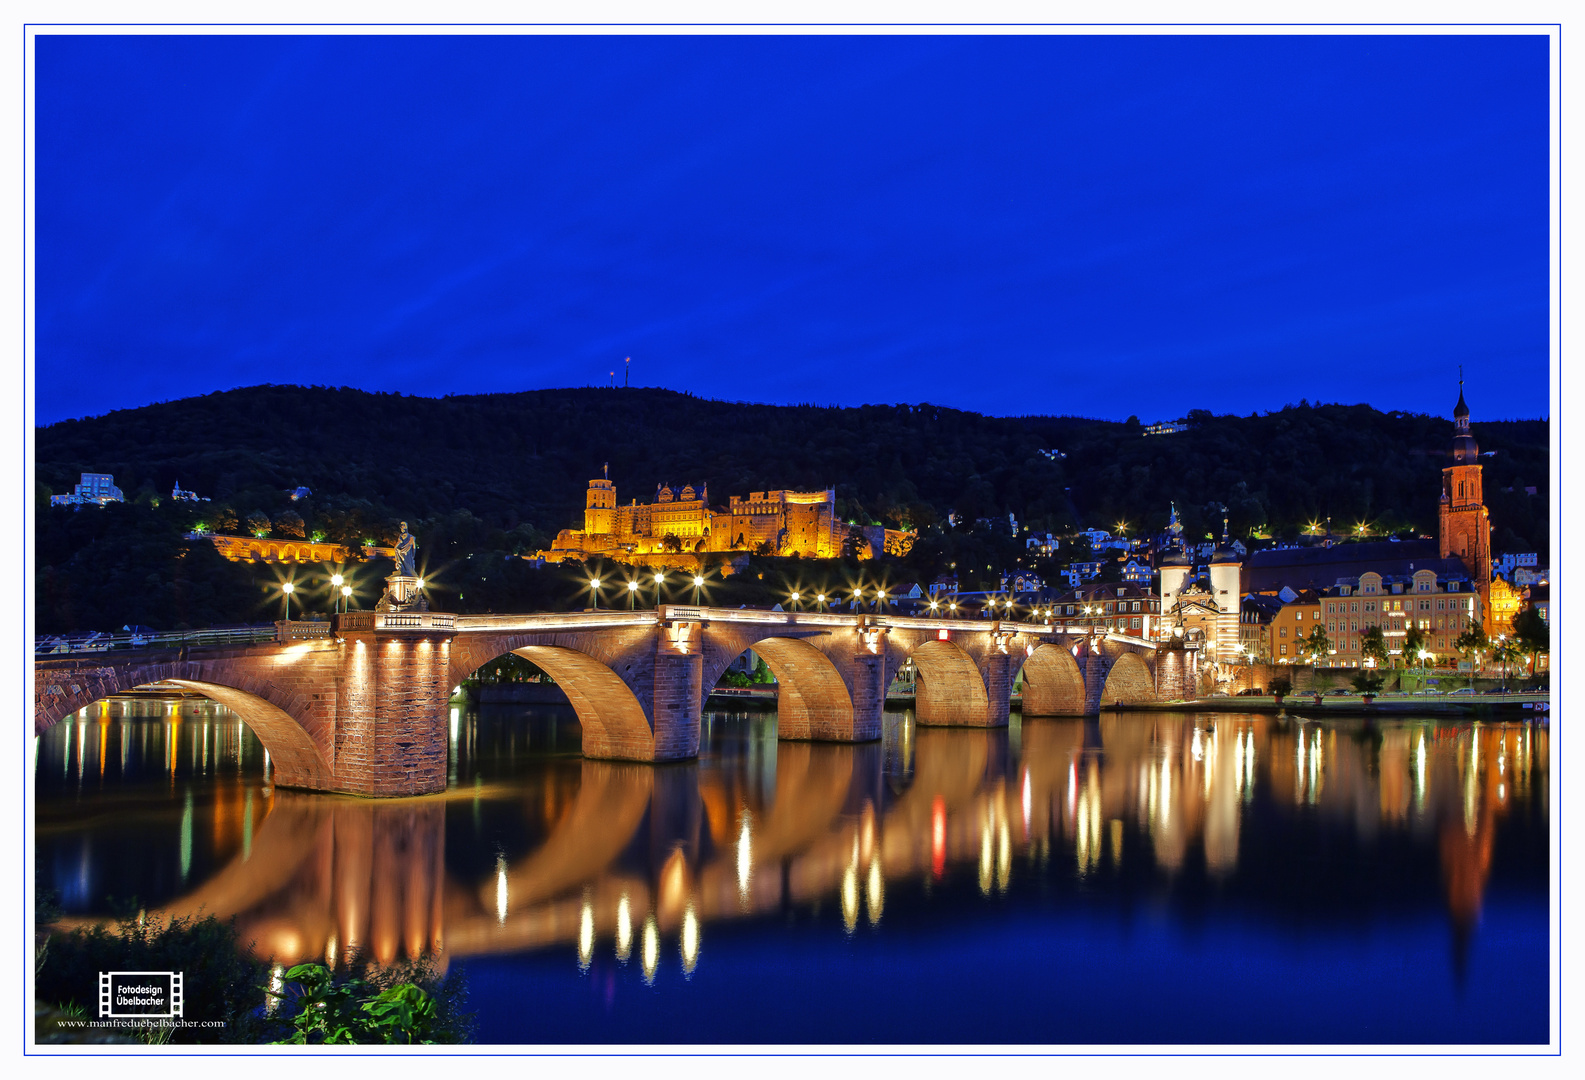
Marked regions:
[376,574,429,612]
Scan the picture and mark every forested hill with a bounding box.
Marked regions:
[36,385,1550,557]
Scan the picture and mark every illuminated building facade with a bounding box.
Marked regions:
[541,472,916,562]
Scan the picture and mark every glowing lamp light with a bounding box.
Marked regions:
[628,581,640,592]
[817,593,827,604]
[281,582,294,595]
[589,578,602,589]
[340,586,352,598]
[693,575,705,587]
[330,573,343,587]
[653,572,665,583]
[415,578,425,589]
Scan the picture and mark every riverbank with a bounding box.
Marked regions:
[1112,692,1550,719]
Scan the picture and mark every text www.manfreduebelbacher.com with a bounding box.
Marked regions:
[52,1019,225,1031]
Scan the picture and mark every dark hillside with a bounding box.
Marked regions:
[34,385,1550,632]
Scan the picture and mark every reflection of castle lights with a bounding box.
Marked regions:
[866,857,884,925]
[1415,732,1428,811]
[449,707,459,744]
[495,854,508,925]
[841,862,860,932]
[641,917,659,984]
[681,906,700,975]
[931,796,946,879]
[615,894,633,961]
[736,810,753,901]
[1242,728,1256,800]
[996,818,1011,893]
[1021,769,1032,840]
[978,817,993,895]
[326,932,338,969]
[578,899,594,970]
[1110,818,1123,867]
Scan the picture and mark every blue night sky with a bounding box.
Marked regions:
[33,33,1551,426]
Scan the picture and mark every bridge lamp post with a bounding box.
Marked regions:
[876,589,887,611]
[341,585,352,610]
[628,580,640,610]
[693,574,706,604]
[589,577,602,610]
[928,599,940,615]
[852,588,864,612]
[653,571,665,609]
[330,573,344,613]
[281,581,295,621]
[816,592,827,609]
[788,591,800,610]
[948,600,958,618]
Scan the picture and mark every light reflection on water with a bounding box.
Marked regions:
[35,697,1550,1042]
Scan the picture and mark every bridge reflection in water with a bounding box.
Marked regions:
[36,699,1547,985]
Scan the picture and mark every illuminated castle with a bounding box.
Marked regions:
[542,470,848,561]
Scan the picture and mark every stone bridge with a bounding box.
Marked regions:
[33,606,1169,797]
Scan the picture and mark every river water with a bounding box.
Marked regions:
[34,697,1551,1046]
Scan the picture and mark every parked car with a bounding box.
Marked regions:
[1236,688,1264,696]
[1447,687,1478,695]
[1324,688,1355,696]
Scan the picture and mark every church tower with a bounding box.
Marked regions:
[1438,380,1491,612]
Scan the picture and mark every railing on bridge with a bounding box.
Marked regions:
[336,611,459,633]
[33,623,281,657]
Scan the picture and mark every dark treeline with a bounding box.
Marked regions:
[35,385,1550,632]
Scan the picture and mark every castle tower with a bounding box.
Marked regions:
[1209,516,1243,663]
[1157,504,1191,638]
[585,474,617,536]
[1438,379,1491,614]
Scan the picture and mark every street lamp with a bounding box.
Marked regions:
[281,581,295,621]
[589,576,602,610]
[789,591,801,610]
[816,592,827,609]
[341,585,353,610]
[875,589,887,611]
[330,573,344,614]
[693,574,706,604]
[628,580,640,610]
[852,587,864,611]
[653,571,665,608]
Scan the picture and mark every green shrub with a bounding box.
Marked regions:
[34,913,270,1043]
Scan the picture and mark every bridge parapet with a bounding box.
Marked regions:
[337,611,458,634]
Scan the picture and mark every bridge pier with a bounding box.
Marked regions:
[333,617,458,796]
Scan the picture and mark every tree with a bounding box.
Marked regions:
[1359,625,1389,668]
[243,510,271,537]
[1453,626,1490,688]
[1403,623,1428,667]
[1302,625,1331,666]
[661,533,682,553]
[1490,637,1522,690]
[275,510,306,539]
[211,506,240,534]
[1512,607,1549,679]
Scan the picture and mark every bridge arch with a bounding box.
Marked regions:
[35,669,335,791]
[1017,643,1087,716]
[707,638,856,741]
[499,646,655,761]
[907,638,990,726]
[1099,652,1156,708]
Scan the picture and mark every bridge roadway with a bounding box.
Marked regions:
[34,605,1172,797]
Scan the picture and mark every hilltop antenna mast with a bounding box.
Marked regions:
[625,357,630,388]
